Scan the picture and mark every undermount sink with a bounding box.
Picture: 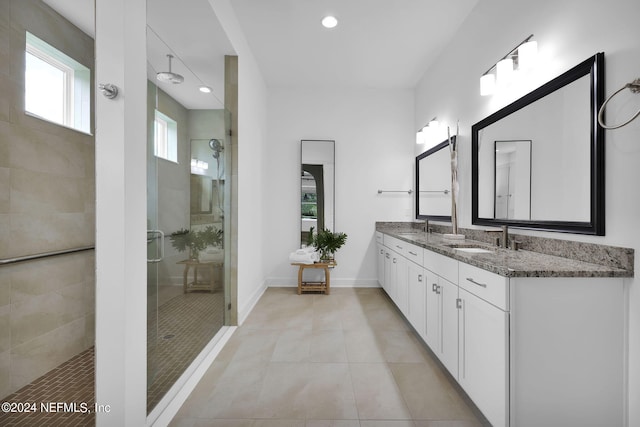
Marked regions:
[454,247,494,254]
[444,243,494,254]
[397,232,418,236]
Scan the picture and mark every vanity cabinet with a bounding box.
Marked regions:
[377,230,626,427]
[423,273,459,378]
[458,288,508,427]
[458,262,509,427]
[383,247,397,302]
[383,235,415,316]
[439,276,460,378]
[407,261,426,338]
[376,243,385,288]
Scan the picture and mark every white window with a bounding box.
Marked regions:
[24,32,91,133]
[154,110,178,162]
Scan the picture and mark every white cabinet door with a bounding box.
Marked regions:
[440,277,459,378]
[383,248,398,301]
[376,243,385,288]
[459,288,508,427]
[394,255,409,316]
[407,261,426,339]
[424,270,458,379]
[424,269,440,353]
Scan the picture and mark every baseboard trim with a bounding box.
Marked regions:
[238,280,268,325]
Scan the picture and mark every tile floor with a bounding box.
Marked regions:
[0,347,95,426]
[148,289,225,412]
[171,287,490,427]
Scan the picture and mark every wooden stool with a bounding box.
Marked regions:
[178,259,222,293]
[291,261,336,295]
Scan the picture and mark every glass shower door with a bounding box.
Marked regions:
[145,11,232,411]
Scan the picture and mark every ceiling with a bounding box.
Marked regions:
[229,0,478,89]
[41,0,479,102]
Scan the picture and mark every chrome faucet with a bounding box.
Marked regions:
[485,225,509,248]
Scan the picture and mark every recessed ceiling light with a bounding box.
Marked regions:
[321,16,338,29]
[198,85,212,93]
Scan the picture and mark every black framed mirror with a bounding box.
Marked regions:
[415,137,455,221]
[472,52,605,235]
[301,140,335,245]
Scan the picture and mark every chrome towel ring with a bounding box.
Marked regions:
[597,78,640,129]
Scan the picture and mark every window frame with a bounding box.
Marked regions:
[154,110,178,163]
[24,31,91,134]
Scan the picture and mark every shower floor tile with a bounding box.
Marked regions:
[0,347,95,426]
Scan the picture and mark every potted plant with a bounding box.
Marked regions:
[311,228,347,263]
[169,226,223,261]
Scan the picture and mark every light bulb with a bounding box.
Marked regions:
[322,16,338,28]
[480,74,496,96]
[518,40,538,70]
[497,58,514,86]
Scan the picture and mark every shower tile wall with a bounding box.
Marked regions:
[156,87,191,284]
[0,0,95,398]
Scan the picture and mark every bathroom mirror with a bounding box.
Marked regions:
[472,53,605,235]
[301,140,335,245]
[415,138,454,221]
[494,140,531,220]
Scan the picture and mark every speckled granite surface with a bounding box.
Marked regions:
[376,222,634,278]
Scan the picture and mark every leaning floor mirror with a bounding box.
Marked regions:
[301,140,335,246]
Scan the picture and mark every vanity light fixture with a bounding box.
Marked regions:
[322,15,338,29]
[480,34,537,96]
[416,117,440,144]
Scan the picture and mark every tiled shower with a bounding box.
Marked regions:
[0,0,96,403]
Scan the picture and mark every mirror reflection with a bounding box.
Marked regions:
[494,140,531,220]
[301,140,335,245]
[472,53,605,235]
[415,139,452,221]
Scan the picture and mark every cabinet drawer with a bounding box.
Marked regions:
[424,249,458,284]
[384,235,406,253]
[375,231,384,244]
[403,242,423,265]
[459,262,509,311]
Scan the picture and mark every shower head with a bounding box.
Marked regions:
[209,138,224,159]
[156,54,184,84]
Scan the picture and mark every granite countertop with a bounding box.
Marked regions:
[376,225,634,279]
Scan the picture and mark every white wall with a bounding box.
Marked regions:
[208,0,269,321]
[414,0,640,424]
[265,88,415,287]
[95,0,147,424]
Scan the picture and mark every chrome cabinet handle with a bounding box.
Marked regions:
[456,298,462,309]
[393,258,397,264]
[396,245,403,250]
[466,277,487,288]
[385,253,390,259]
[408,251,417,256]
[418,274,423,282]
[147,230,164,263]
[432,283,437,292]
